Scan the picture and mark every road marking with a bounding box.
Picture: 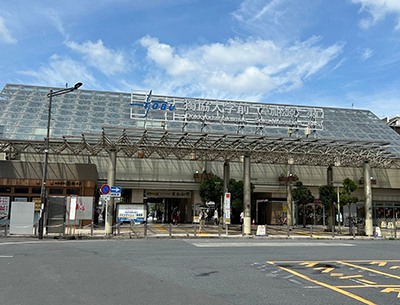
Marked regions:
[339,261,400,280]
[322,268,335,273]
[340,275,363,279]
[153,225,168,232]
[0,255,13,258]
[278,266,377,305]
[301,262,318,267]
[190,242,355,247]
[381,288,400,298]
[390,266,400,269]
[331,273,344,277]
[370,261,387,267]
[360,279,377,285]
[337,285,400,288]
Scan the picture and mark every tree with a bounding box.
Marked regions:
[340,178,359,228]
[199,176,254,224]
[199,175,224,208]
[291,181,315,228]
[318,185,337,231]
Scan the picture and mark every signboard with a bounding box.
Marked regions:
[117,204,146,223]
[69,196,78,220]
[225,193,231,225]
[110,186,121,197]
[0,197,10,219]
[100,184,111,195]
[256,225,266,236]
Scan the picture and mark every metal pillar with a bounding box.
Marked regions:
[327,166,334,232]
[223,161,230,193]
[364,161,373,236]
[106,149,116,234]
[223,161,230,224]
[243,155,251,235]
[286,161,293,227]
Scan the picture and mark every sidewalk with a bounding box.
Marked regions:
[1,222,397,240]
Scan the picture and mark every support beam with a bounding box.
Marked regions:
[364,161,373,236]
[327,165,334,231]
[106,149,116,234]
[223,161,230,193]
[243,155,251,235]
[286,159,293,227]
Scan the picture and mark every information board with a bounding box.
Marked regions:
[117,204,147,223]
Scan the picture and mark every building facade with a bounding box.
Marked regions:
[0,84,399,232]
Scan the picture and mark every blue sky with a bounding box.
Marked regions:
[1,0,400,118]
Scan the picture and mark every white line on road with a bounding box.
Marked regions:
[188,242,355,247]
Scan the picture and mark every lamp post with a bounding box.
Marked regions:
[38,82,82,239]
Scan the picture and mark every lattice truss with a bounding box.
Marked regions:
[0,127,399,168]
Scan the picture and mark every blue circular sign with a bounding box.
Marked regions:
[100,184,111,195]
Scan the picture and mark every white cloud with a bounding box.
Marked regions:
[0,16,17,44]
[359,47,374,60]
[139,35,344,98]
[65,39,128,76]
[351,0,400,30]
[18,54,98,88]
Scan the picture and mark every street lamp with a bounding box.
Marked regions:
[38,82,83,239]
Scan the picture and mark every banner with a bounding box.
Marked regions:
[0,197,10,219]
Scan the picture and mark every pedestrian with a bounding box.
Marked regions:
[213,208,219,225]
[240,211,244,229]
[199,209,207,233]
[172,206,180,225]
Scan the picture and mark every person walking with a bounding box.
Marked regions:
[172,206,180,225]
[199,209,207,233]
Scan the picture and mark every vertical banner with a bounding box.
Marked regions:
[0,197,10,219]
[69,196,78,220]
[224,193,231,224]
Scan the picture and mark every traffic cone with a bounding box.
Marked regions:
[252,219,255,226]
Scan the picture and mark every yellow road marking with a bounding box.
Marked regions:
[337,285,400,289]
[153,225,168,231]
[331,273,344,277]
[322,268,335,273]
[340,275,363,279]
[300,262,318,267]
[296,232,322,238]
[381,288,400,298]
[370,261,387,267]
[278,266,376,305]
[390,266,400,269]
[359,279,377,285]
[339,261,400,280]
[314,267,325,270]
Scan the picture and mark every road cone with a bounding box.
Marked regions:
[252,219,255,226]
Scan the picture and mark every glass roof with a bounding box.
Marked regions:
[1,83,400,157]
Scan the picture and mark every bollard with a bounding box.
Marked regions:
[5,223,8,236]
[287,225,290,238]
[144,223,147,237]
[332,226,335,238]
[169,223,172,237]
[395,223,397,239]
[353,226,355,239]
[194,224,197,236]
[91,222,94,236]
[117,222,121,235]
[218,223,221,236]
[310,225,313,238]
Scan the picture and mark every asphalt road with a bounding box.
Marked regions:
[1,238,400,305]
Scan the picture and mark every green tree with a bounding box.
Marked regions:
[199,176,254,223]
[291,181,315,228]
[318,185,337,231]
[199,175,224,207]
[340,178,359,226]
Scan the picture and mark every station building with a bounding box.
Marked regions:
[0,84,399,234]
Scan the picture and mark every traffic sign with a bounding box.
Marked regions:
[100,184,111,195]
[111,186,121,194]
[110,186,121,198]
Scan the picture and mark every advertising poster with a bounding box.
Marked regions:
[0,197,10,219]
[117,204,146,223]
